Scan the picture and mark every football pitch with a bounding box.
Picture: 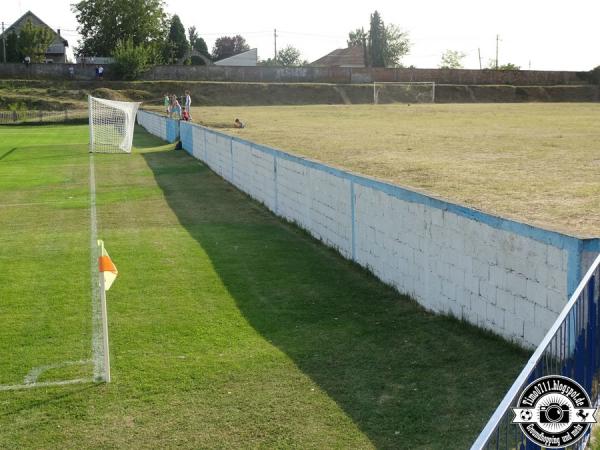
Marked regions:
[194,103,600,237]
[0,123,528,448]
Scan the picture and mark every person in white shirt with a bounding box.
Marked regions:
[184,90,192,120]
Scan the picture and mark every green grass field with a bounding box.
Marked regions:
[0,123,528,449]
[192,103,600,237]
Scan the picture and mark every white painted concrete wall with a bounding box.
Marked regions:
[141,116,594,349]
[137,110,167,141]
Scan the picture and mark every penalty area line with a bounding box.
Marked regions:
[0,378,94,392]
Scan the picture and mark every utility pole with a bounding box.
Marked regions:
[495,34,499,70]
[2,22,6,63]
[273,28,278,64]
[478,48,482,70]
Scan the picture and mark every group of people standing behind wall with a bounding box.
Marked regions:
[165,91,192,121]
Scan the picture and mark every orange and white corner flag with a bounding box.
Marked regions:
[98,240,118,291]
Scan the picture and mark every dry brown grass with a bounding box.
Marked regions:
[192,103,600,237]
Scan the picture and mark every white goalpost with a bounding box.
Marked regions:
[88,96,141,153]
[373,82,436,104]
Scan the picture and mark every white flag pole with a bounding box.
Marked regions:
[98,241,111,383]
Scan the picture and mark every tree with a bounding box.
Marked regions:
[112,38,151,80]
[193,38,209,57]
[188,26,198,48]
[212,35,249,61]
[164,15,188,63]
[187,26,209,58]
[359,11,410,67]
[347,28,367,47]
[277,45,303,66]
[18,19,55,63]
[368,11,385,67]
[382,24,410,67]
[4,31,21,63]
[72,0,168,58]
[439,49,466,69]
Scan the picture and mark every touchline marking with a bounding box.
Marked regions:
[0,378,93,392]
[89,153,104,381]
[0,200,78,208]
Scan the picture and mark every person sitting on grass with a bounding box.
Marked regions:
[234,118,245,129]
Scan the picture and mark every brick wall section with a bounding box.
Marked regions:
[0,62,590,85]
[137,111,600,349]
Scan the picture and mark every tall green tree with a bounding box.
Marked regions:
[368,11,385,67]
[164,14,188,62]
[18,19,55,63]
[212,35,249,61]
[350,12,410,68]
[188,26,198,48]
[383,24,410,67]
[4,31,21,62]
[187,25,209,58]
[72,0,168,58]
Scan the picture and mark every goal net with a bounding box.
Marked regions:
[88,96,141,153]
[373,82,436,104]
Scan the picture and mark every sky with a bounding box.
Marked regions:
[1,0,598,71]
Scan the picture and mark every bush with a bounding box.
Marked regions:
[112,39,152,81]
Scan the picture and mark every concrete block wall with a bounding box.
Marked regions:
[137,110,167,141]
[138,113,600,349]
[137,110,180,143]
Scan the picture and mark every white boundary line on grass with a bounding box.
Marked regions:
[0,378,93,392]
[24,359,93,385]
[89,152,104,381]
[0,149,104,393]
[0,360,94,392]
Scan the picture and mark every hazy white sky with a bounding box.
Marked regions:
[2,0,598,70]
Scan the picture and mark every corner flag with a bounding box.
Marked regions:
[98,240,118,291]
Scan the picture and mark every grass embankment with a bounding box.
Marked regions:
[0,124,527,448]
[193,103,600,237]
[1,79,597,112]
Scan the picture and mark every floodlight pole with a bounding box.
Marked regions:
[273,28,278,63]
[99,269,111,383]
[495,34,499,70]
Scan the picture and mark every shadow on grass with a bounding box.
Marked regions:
[133,126,177,151]
[141,148,529,449]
